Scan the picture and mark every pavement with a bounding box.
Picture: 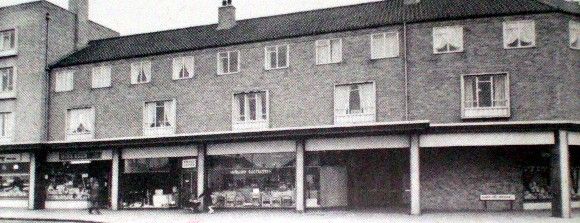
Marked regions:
[1,208,579,223]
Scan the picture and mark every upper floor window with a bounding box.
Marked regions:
[232,91,268,130]
[265,45,289,70]
[0,30,16,53]
[570,20,579,50]
[334,82,376,125]
[172,56,195,80]
[0,67,15,97]
[91,66,111,88]
[66,108,94,141]
[143,100,176,136]
[433,26,464,54]
[55,70,74,92]
[217,51,240,75]
[503,20,535,49]
[131,61,151,84]
[462,73,510,119]
[316,39,342,65]
[371,32,399,59]
[0,112,13,142]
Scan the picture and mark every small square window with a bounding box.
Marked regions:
[433,26,464,54]
[0,30,16,52]
[334,82,376,125]
[0,112,14,142]
[143,100,176,136]
[131,61,151,84]
[217,51,240,75]
[55,70,74,92]
[232,91,269,130]
[503,20,536,49]
[91,66,111,88]
[316,39,342,64]
[66,108,95,141]
[0,67,15,93]
[172,56,195,79]
[462,73,510,119]
[265,45,289,70]
[371,32,399,59]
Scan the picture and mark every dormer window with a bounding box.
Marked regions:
[433,26,463,54]
[503,20,535,49]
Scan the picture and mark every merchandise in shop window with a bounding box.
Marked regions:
[0,162,30,198]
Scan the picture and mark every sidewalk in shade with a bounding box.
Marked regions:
[1,208,579,223]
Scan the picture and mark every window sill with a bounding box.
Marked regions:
[217,71,240,76]
[91,85,112,90]
[131,82,151,85]
[172,76,194,81]
[462,107,510,119]
[370,55,398,60]
[0,49,17,58]
[265,66,289,71]
[232,120,269,131]
[66,133,94,141]
[143,127,175,136]
[503,45,536,50]
[316,61,342,66]
[335,113,376,125]
[433,50,464,54]
[0,91,16,100]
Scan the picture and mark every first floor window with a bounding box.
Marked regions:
[371,32,399,59]
[91,66,111,88]
[433,26,464,53]
[462,73,510,119]
[143,100,176,135]
[131,61,151,84]
[55,70,74,92]
[265,45,289,70]
[234,91,268,123]
[0,67,14,93]
[334,82,376,124]
[570,20,579,49]
[0,112,13,139]
[0,30,15,52]
[172,56,195,79]
[66,108,94,136]
[503,20,535,49]
[217,51,240,75]
[316,39,342,64]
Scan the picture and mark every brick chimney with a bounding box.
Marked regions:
[404,0,420,5]
[69,0,89,49]
[217,0,236,30]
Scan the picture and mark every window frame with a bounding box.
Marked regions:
[0,112,14,143]
[172,56,195,80]
[432,26,464,54]
[0,66,16,98]
[460,72,511,119]
[130,60,152,85]
[231,90,270,130]
[142,99,177,136]
[503,20,536,49]
[333,81,377,125]
[0,29,17,57]
[264,44,290,70]
[54,70,74,92]
[217,50,241,75]
[370,31,400,59]
[91,65,112,89]
[570,20,580,50]
[315,38,343,65]
[64,107,95,141]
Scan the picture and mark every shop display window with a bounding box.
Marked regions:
[45,161,110,201]
[207,153,296,208]
[523,165,580,201]
[0,162,30,198]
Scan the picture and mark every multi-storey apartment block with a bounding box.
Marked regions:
[0,0,578,218]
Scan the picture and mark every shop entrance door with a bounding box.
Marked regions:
[180,169,197,207]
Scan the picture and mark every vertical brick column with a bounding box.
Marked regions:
[410,134,421,215]
[28,152,37,210]
[197,143,207,211]
[296,139,306,212]
[551,130,571,218]
[111,148,120,210]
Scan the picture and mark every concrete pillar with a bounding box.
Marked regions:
[28,152,36,210]
[197,143,206,211]
[111,148,120,210]
[295,139,305,212]
[410,134,421,215]
[551,130,571,218]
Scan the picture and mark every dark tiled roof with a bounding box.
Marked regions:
[51,0,576,68]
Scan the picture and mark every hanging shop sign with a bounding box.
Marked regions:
[229,169,272,175]
[182,158,197,168]
[0,153,30,163]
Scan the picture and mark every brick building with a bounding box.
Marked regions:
[0,0,579,219]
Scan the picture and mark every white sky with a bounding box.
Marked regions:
[1,0,381,35]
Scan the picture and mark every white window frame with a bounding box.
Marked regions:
[143,99,176,136]
[333,82,376,125]
[172,56,195,80]
[0,112,14,143]
[570,20,580,50]
[130,60,152,84]
[91,65,112,88]
[65,107,95,141]
[217,50,240,75]
[370,32,400,59]
[0,66,16,99]
[0,29,17,57]
[231,91,269,131]
[503,20,536,49]
[55,70,74,92]
[460,73,511,119]
[316,38,343,65]
[432,26,464,54]
[264,44,290,70]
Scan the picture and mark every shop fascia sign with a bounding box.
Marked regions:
[59,151,102,161]
[182,159,197,168]
[230,169,272,175]
[0,153,25,163]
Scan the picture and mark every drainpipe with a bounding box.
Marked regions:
[44,12,51,142]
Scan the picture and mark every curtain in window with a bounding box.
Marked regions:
[520,23,534,47]
[278,46,288,67]
[0,113,10,137]
[0,68,12,92]
[448,28,462,51]
[163,101,172,127]
[229,52,239,73]
[386,33,399,57]
[234,94,245,121]
[144,102,156,128]
[334,85,349,115]
[317,41,330,64]
[330,40,342,62]
[504,25,519,48]
[433,30,447,52]
[260,92,267,120]
[371,34,384,58]
[68,109,92,134]
[255,93,263,121]
[493,75,507,107]
[360,83,375,114]
[464,76,475,108]
[571,22,579,48]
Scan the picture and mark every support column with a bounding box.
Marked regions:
[295,139,305,212]
[28,152,37,210]
[111,148,120,210]
[410,134,421,215]
[551,130,571,218]
[197,143,207,211]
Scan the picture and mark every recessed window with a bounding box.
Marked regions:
[433,26,464,54]
[143,100,176,136]
[0,67,15,95]
[0,30,16,52]
[334,82,376,125]
[265,45,289,70]
[0,112,13,142]
[217,51,240,75]
[66,108,94,141]
[55,70,74,92]
[91,66,111,88]
[462,73,510,119]
[503,20,535,49]
[233,91,268,130]
[570,20,579,50]
[371,32,399,59]
[172,56,195,79]
[131,61,151,84]
[316,39,342,65]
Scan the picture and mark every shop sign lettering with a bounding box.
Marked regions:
[480,194,515,201]
[59,151,102,161]
[0,154,21,163]
[230,169,272,175]
[182,159,197,168]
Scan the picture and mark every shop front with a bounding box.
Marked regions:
[0,153,31,208]
[120,146,197,209]
[44,150,112,209]
[207,141,296,209]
